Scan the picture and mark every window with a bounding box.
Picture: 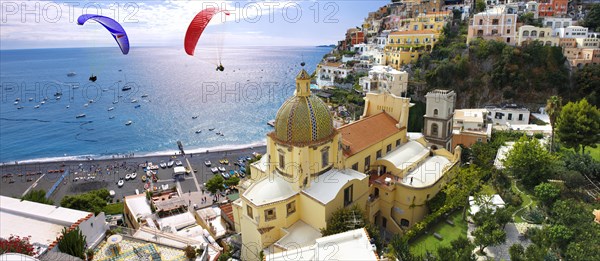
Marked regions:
[523,31,529,37]
[431,123,439,137]
[287,201,296,216]
[492,29,498,35]
[279,153,285,170]
[265,208,276,221]
[433,109,439,116]
[518,114,523,121]
[344,185,354,206]
[396,139,401,147]
[401,218,410,227]
[321,149,329,168]
[386,144,392,153]
[492,19,499,25]
[540,31,545,37]
[376,150,382,159]
[507,29,511,34]
[479,19,483,25]
[351,163,358,171]
[364,156,371,170]
[247,205,253,218]
[382,217,387,228]
[508,113,513,120]
[531,30,537,37]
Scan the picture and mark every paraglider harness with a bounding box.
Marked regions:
[216,63,224,72]
[89,75,97,82]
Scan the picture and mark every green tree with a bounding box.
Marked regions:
[503,135,556,188]
[475,0,486,12]
[509,244,525,261]
[60,189,109,215]
[518,12,542,27]
[57,227,87,259]
[583,4,600,32]
[386,235,418,261]
[205,175,224,194]
[20,189,54,205]
[565,241,600,261]
[573,64,600,106]
[321,205,381,249]
[436,237,476,261]
[545,96,562,152]
[534,182,561,208]
[472,208,507,254]
[556,99,600,153]
[224,176,240,187]
[443,166,484,219]
[547,224,573,251]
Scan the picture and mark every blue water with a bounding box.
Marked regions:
[0,46,331,163]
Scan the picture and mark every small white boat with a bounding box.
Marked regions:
[55,96,61,100]
[28,98,33,101]
[218,166,226,172]
[161,184,169,190]
[109,116,115,119]
[195,130,202,134]
[17,106,24,110]
[40,101,45,105]
[13,101,18,105]
[15,98,20,102]
[34,105,40,109]
[131,99,138,103]
[117,179,124,187]
[76,114,86,118]
[167,160,175,168]
[66,105,70,109]
[108,107,114,111]
[125,173,131,180]
[130,172,137,179]
[102,89,109,92]
[67,72,76,77]
[175,160,183,166]
[113,101,119,104]
[141,94,149,98]
[159,162,167,168]
[122,85,132,91]
[88,99,94,103]
[72,85,79,89]
[109,190,115,197]
[84,103,88,107]
[211,167,219,173]
[204,160,211,166]
[125,120,133,126]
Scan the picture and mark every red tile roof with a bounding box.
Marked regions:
[338,112,404,157]
[219,203,234,223]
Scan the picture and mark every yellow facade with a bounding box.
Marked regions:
[385,30,441,68]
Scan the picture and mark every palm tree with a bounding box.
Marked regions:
[545,95,562,152]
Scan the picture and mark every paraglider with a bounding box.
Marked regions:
[184,8,230,71]
[89,75,97,82]
[77,14,130,55]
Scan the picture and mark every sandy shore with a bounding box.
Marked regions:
[0,145,266,203]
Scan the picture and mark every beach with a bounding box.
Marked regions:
[0,145,266,204]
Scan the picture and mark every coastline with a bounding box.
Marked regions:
[1,140,267,166]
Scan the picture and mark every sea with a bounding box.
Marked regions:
[0,46,332,163]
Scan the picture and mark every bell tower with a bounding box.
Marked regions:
[423,89,455,151]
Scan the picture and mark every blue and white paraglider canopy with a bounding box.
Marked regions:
[77,14,130,55]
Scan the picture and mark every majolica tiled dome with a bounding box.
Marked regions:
[273,70,334,144]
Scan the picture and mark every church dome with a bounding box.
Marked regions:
[273,70,334,145]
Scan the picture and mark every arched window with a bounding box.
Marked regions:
[531,30,537,37]
[523,31,529,37]
[433,109,439,116]
[431,123,439,137]
[546,41,552,46]
[400,219,410,227]
[540,31,545,37]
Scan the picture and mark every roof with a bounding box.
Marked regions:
[302,169,367,204]
[0,196,95,256]
[157,212,197,232]
[454,109,488,123]
[124,194,153,220]
[320,62,343,68]
[339,112,402,157]
[268,228,377,261]
[243,174,298,206]
[219,203,234,223]
[469,194,506,215]
[272,94,335,146]
[195,207,228,238]
[274,220,322,250]
[0,253,40,261]
[377,140,429,171]
[401,156,452,188]
[389,29,437,35]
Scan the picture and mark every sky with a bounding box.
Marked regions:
[0,0,388,50]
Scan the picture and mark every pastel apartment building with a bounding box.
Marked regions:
[517,25,559,46]
[385,29,441,68]
[467,6,518,46]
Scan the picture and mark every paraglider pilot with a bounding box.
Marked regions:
[216,63,224,71]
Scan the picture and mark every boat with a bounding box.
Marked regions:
[195,130,202,134]
[55,96,61,100]
[17,106,24,110]
[109,190,115,197]
[159,162,167,169]
[220,133,224,136]
[112,101,119,104]
[34,105,40,109]
[215,132,221,135]
[218,166,226,172]
[66,105,70,109]
[13,101,18,105]
[141,175,147,182]
[122,85,132,91]
[67,72,76,77]
[40,101,45,105]
[28,98,33,101]
[161,184,169,190]
[76,114,86,118]
[108,107,114,111]
[14,98,20,102]
[267,119,275,127]
[125,173,131,180]
[175,160,183,166]
[54,92,62,97]
[84,103,88,107]
[117,179,124,187]
[204,160,211,167]
[125,120,133,126]
[167,160,174,168]
[220,172,230,179]
[130,172,137,179]
[209,128,215,131]
[211,167,219,173]
[141,94,149,98]
[72,85,79,89]
[102,89,109,92]
[192,116,198,119]
[109,116,115,119]
[88,99,94,103]
[42,97,47,101]
[131,99,138,103]
[134,104,141,108]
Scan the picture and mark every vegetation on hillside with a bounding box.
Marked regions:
[20,189,54,205]
[60,189,110,215]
